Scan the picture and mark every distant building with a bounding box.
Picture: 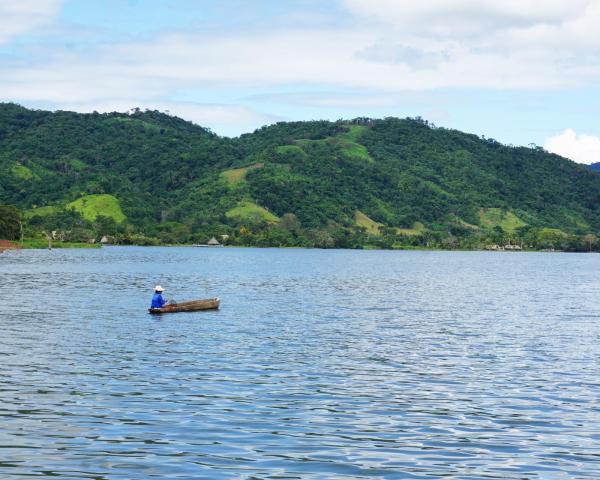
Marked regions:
[485,242,523,251]
[193,236,224,247]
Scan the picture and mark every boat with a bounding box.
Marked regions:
[148,297,220,314]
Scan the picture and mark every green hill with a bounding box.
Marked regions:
[1,103,600,250]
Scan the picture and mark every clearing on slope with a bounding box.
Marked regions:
[67,194,126,223]
[11,164,38,181]
[396,222,427,236]
[479,208,526,233]
[286,129,373,164]
[355,211,382,235]
[221,163,264,185]
[225,201,279,224]
[25,206,59,219]
[340,125,368,142]
[330,138,374,163]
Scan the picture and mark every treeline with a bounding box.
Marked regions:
[8,203,599,252]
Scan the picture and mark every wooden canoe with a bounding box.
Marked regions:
[148,297,220,314]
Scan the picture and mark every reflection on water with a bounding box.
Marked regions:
[2,247,600,479]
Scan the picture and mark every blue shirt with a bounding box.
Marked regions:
[151,292,166,308]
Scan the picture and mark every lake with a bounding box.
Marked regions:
[1,247,600,479]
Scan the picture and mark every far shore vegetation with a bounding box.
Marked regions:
[2,204,599,252]
[3,104,600,252]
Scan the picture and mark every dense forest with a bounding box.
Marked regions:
[2,102,600,251]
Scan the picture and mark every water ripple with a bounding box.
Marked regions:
[1,247,600,478]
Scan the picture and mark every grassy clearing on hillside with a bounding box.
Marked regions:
[290,131,372,163]
[225,201,279,223]
[11,164,38,180]
[341,125,367,142]
[67,194,126,223]
[25,206,59,219]
[451,216,479,230]
[479,208,526,232]
[276,145,308,157]
[221,163,264,185]
[331,139,374,163]
[355,211,382,235]
[396,222,427,236]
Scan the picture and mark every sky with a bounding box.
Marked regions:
[2,0,600,163]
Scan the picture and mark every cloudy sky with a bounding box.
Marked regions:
[2,0,600,163]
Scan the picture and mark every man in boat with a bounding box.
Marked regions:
[151,285,167,309]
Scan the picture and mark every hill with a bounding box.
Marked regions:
[1,103,600,250]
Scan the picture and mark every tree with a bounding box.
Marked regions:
[0,205,21,240]
[583,233,598,252]
[491,226,505,245]
[307,229,334,248]
[93,215,118,236]
[280,213,302,234]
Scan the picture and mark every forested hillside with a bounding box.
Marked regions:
[2,103,600,250]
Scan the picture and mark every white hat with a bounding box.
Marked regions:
[155,285,164,292]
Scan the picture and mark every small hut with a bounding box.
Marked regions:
[193,236,224,247]
[207,237,220,246]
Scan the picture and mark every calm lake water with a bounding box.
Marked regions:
[1,247,600,479]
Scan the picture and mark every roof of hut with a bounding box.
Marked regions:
[207,237,220,245]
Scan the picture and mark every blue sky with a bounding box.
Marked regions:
[2,0,600,163]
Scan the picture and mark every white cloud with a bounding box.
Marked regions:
[3,0,600,135]
[355,43,450,69]
[544,129,600,164]
[342,0,592,36]
[244,90,450,110]
[0,0,63,44]
[3,0,600,110]
[1,25,590,109]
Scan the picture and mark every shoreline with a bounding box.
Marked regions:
[9,242,592,254]
[0,239,21,253]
